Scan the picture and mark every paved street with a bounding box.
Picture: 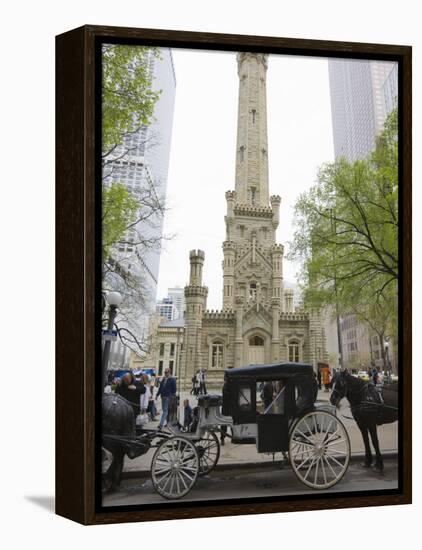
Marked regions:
[103,457,398,507]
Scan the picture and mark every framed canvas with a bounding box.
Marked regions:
[56,25,411,525]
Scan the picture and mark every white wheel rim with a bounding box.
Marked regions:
[196,432,220,475]
[289,411,350,489]
[151,437,199,499]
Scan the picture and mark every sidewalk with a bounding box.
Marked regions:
[122,388,398,474]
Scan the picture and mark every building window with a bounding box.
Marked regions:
[251,109,256,124]
[169,360,174,373]
[170,343,175,356]
[159,343,165,356]
[288,340,300,362]
[158,360,163,375]
[249,282,257,299]
[250,187,256,205]
[249,335,264,346]
[212,341,224,368]
[239,145,245,162]
[238,386,252,410]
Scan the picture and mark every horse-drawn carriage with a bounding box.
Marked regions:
[103,362,351,500]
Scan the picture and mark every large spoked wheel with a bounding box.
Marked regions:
[289,410,350,490]
[151,436,199,499]
[196,432,220,476]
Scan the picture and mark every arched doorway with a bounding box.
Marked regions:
[248,335,265,365]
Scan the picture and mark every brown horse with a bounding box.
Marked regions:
[330,370,398,471]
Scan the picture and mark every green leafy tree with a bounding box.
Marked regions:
[101,44,166,356]
[102,183,139,261]
[288,107,398,342]
[102,44,161,156]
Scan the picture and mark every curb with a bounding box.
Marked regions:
[121,450,398,480]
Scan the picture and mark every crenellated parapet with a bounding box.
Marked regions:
[203,309,235,321]
[222,240,236,251]
[189,249,205,260]
[280,311,309,321]
[225,190,236,201]
[234,203,273,218]
[270,243,284,256]
[184,285,208,298]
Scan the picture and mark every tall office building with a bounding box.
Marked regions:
[328,58,398,370]
[104,47,176,368]
[167,287,185,319]
[156,297,179,321]
[329,59,396,162]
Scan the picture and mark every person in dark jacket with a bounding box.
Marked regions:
[115,372,145,417]
[156,368,177,429]
[182,399,193,431]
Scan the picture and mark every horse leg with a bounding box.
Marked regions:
[368,424,384,471]
[110,448,125,490]
[220,425,227,446]
[357,420,372,467]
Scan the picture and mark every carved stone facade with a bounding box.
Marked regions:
[147,53,328,389]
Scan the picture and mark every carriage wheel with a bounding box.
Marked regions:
[289,410,350,490]
[196,432,220,476]
[151,436,199,499]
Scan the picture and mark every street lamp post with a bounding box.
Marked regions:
[384,339,392,383]
[102,291,123,389]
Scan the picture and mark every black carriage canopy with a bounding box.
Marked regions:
[224,361,314,381]
[222,362,318,418]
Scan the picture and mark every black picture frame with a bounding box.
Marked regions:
[56,25,412,525]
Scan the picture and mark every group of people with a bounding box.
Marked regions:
[190,368,207,396]
[113,368,177,430]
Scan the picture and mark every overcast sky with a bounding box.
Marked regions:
[156,49,334,310]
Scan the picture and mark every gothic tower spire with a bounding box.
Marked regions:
[235,52,269,207]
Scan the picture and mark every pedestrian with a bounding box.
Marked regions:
[372,367,378,385]
[147,381,157,421]
[115,372,145,417]
[156,367,177,430]
[139,374,150,415]
[321,365,330,392]
[182,399,193,431]
[190,373,198,395]
[198,368,207,395]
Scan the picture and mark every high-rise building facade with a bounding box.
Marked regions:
[156,297,179,321]
[328,58,398,371]
[104,48,176,369]
[167,287,185,319]
[328,59,396,162]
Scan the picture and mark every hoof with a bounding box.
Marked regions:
[360,461,372,468]
[373,463,384,472]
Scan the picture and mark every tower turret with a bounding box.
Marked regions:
[189,249,205,286]
[235,53,270,207]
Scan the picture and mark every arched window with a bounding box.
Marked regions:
[288,339,300,362]
[249,282,257,299]
[211,340,224,368]
[249,335,264,347]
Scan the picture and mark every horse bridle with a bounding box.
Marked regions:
[331,378,347,406]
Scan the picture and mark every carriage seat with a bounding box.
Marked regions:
[197,394,223,407]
